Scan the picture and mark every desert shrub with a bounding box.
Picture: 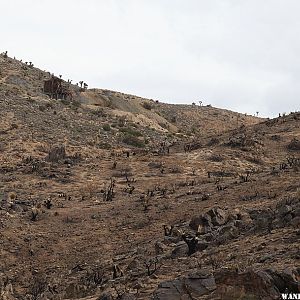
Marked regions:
[270,135,281,141]
[245,155,264,165]
[45,102,54,109]
[122,135,145,148]
[148,161,163,169]
[169,166,183,173]
[206,138,220,146]
[112,166,132,178]
[26,97,35,103]
[208,154,224,162]
[8,192,16,201]
[158,122,169,130]
[92,108,106,117]
[117,116,126,127]
[287,138,300,151]
[10,123,18,129]
[119,127,142,137]
[171,115,177,123]
[38,105,46,112]
[61,99,69,106]
[103,124,111,131]
[82,181,99,198]
[72,100,81,108]
[132,217,151,229]
[142,102,153,110]
[98,142,112,149]
[28,275,47,300]
[107,100,116,109]
[45,145,66,162]
[191,126,197,134]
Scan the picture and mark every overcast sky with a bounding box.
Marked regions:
[1,0,300,117]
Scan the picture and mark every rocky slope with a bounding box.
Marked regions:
[0,52,299,300]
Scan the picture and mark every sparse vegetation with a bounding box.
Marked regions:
[102,124,111,131]
[1,51,299,300]
[119,126,142,137]
[122,134,145,147]
[142,102,153,110]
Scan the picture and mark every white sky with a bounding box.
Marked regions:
[1,0,300,117]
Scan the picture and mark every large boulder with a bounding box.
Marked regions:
[213,268,300,300]
[189,207,227,233]
[152,268,299,300]
[152,269,216,300]
[171,241,188,258]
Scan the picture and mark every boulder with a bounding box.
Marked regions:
[171,241,188,258]
[207,207,227,226]
[189,207,227,232]
[152,269,216,300]
[213,268,300,299]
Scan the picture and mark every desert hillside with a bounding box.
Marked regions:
[0,53,299,300]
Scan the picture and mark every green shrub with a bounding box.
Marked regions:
[72,100,81,108]
[122,135,145,148]
[92,108,106,117]
[61,99,69,106]
[117,116,126,127]
[119,127,142,137]
[103,124,111,131]
[98,142,112,149]
[142,102,153,110]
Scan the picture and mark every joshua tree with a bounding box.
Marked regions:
[79,81,83,88]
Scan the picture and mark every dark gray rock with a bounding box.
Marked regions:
[171,241,188,258]
[152,269,216,300]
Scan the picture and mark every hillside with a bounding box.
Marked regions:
[0,53,299,300]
